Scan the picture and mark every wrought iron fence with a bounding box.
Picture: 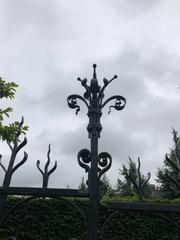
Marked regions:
[0,64,180,239]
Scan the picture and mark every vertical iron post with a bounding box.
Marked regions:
[67,64,126,240]
[87,65,102,239]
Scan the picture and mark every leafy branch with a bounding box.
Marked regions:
[0,78,18,100]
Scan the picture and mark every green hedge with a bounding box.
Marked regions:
[0,197,180,240]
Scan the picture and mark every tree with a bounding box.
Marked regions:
[79,176,88,192]
[0,77,28,219]
[116,158,137,196]
[156,129,180,198]
[117,157,152,200]
[100,173,114,197]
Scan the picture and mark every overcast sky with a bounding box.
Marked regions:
[0,0,180,188]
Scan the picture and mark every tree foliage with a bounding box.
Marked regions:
[0,77,28,143]
[156,129,180,198]
[0,77,29,220]
[117,158,137,196]
[100,173,114,197]
[1,198,179,240]
[0,77,18,121]
[78,177,88,193]
[117,157,152,199]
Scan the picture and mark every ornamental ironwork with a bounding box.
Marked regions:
[0,64,180,240]
[67,64,126,239]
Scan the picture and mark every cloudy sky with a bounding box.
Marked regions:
[0,0,180,189]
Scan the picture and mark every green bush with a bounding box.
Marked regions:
[0,197,180,240]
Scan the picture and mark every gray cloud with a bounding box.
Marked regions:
[109,0,159,14]
[0,0,180,188]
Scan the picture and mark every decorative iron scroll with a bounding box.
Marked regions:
[98,152,112,180]
[101,95,126,114]
[77,149,91,173]
[77,150,112,179]
[67,94,89,115]
[36,144,57,188]
[67,64,127,240]
[67,64,126,117]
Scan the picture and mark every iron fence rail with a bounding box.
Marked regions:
[0,187,89,198]
[107,202,180,213]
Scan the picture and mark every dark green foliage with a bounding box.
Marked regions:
[117,159,137,196]
[0,78,18,100]
[0,78,18,122]
[79,177,88,193]
[156,129,180,198]
[0,198,88,240]
[0,197,180,240]
[0,77,28,143]
[0,120,28,143]
[100,208,180,240]
[156,167,176,198]
[0,108,13,121]
[117,158,152,198]
[100,174,114,197]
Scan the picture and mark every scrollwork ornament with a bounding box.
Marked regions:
[98,152,112,179]
[77,149,91,173]
[101,95,126,114]
[67,95,80,115]
[67,94,89,115]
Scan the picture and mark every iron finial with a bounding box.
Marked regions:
[93,64,97,79]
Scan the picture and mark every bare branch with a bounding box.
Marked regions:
[48,160,57,176]
[45,144,51,173]
[15,137,27,154]
[11,151,28,174]
[137,157,141,186]
[36,160,44,175]
[0,154,7,172]
[7,141,13,151]
[172,128,178,145]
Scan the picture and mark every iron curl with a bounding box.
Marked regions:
[77,149,91,172]
[101,95,126,114]
[98,152,112,179]
[67,94,89,115]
